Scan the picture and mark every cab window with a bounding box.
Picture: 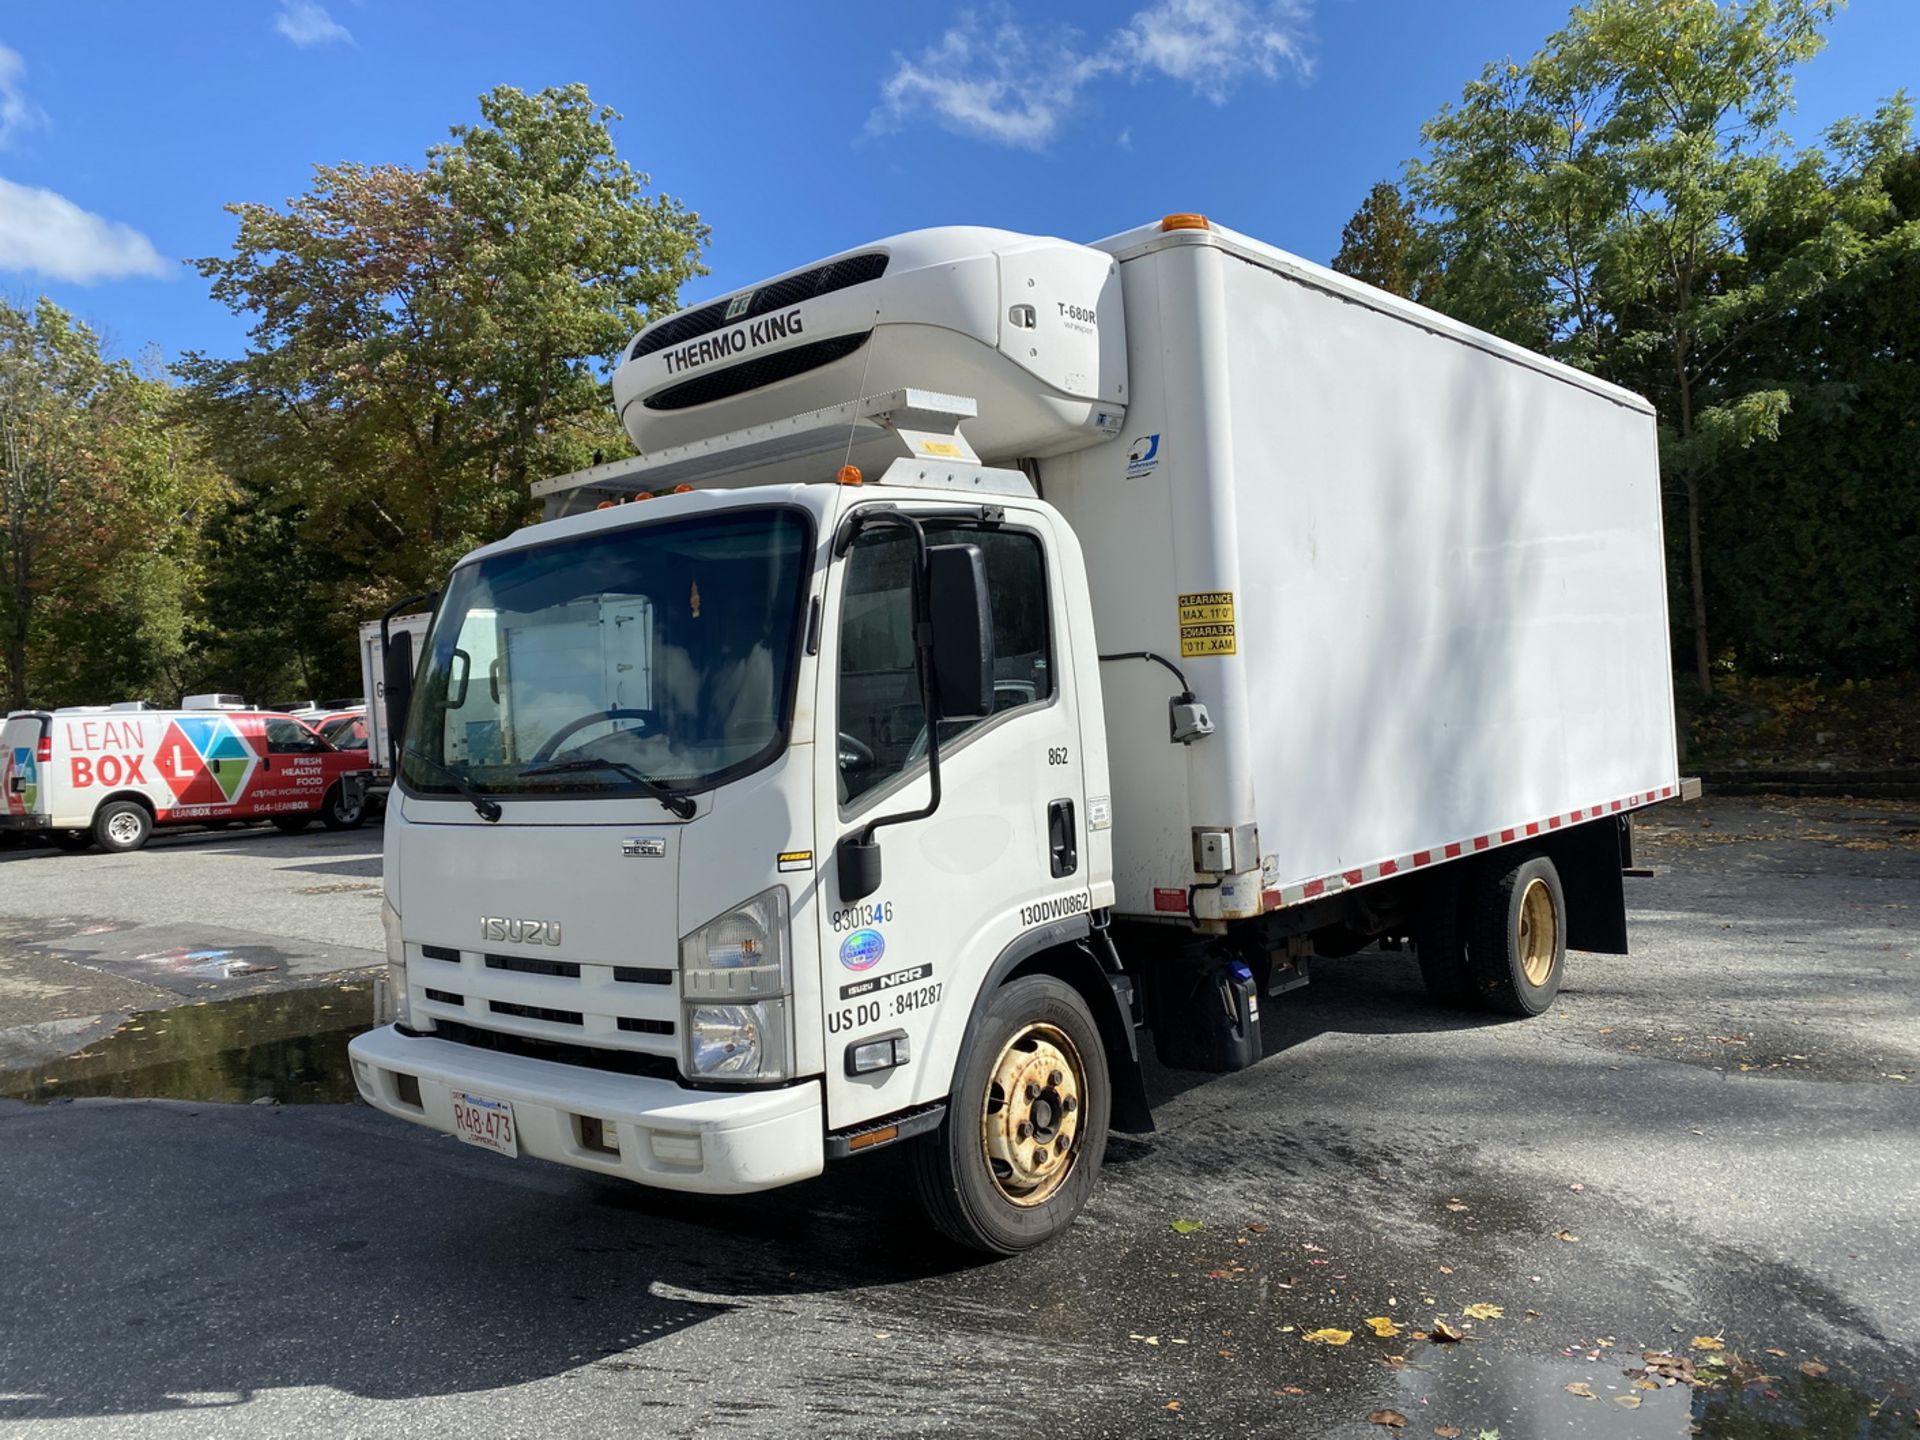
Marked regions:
[837,523,1051,805]
[265,719,326,754]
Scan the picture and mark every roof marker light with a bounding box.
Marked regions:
[673,484,695,494]
[837,466,863,486]
[1160,213,1211,231]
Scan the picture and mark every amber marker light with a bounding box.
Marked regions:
[837,465,864,486]
[1160,213,1211,231]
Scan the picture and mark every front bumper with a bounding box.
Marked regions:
[348,1024,824,1194]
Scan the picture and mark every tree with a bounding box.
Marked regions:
[180,84,708,642]
[1399,0,1919,696]
[1331,181,1440,300]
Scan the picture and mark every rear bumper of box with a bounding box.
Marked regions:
[347,1024,824,1194]
[0,812,50,831]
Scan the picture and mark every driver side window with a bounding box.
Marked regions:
[837,524,1052,805]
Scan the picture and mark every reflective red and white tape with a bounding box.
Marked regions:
[1261,784,1678,912]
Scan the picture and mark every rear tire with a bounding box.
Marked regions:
[318,782,366,830]
[911,974,1111,1255]
[93,800,154,853]
[1465,854,1566,1016]
[272,815,312,834]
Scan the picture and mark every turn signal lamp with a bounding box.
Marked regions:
[595,500,616,510]
[633,490,654,502]
[673,483,695,494]
[36,735,51,762]
[837,465,863,486]
[1160,213,1211,231]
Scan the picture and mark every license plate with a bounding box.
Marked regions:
[450,1090,518,1158]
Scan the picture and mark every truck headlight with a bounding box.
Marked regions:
[376,896,411,1027]
[680,887,791,1082]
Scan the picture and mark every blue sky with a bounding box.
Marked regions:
[1,1,1914,366]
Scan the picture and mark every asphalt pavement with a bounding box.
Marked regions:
[0,798,1915,1438]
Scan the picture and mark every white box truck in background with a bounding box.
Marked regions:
[350,215,1689,1252]
[358,609,431,799]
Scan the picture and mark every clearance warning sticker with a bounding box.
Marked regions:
[1177,591,1237,658]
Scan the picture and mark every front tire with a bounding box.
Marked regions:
[911,974,1111,1255]
[1465,854,1566,1016]
[318,783,366,830]
[93,800,154,853]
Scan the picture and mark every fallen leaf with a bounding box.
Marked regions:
[1368,1410,1409,1428]
[1382,1354,1407,1370]
[1166,1400,1181,1410]
[1565,1382,1595,1398]
[1614,1395,1643,1409]
[1525,1310,1543,1321]
[1799,1361,1828,1379]
[1569,1183,1585,1193]
[1171,1218,1204,1234]
[1692,1336,1725,1352]
[1304,1328,1353,1346]
[1462,1303,1504,1321]
[1279,1386,1306,1396]
[1446,1200,1470,1212]
[1633,1378,1660,1391]
[1366,1316,1405,1338]
[1765,1348,1788,1358]
[1553,1230,1581,1243]
[1435,1430,1462,1439]
[1430,1320,1466,1343]
[1438,1265,1454,1274]
[1246,1222,1268,1234]
[1218,1349,1234,1359]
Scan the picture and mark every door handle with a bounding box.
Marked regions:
[1047,798,1077,878]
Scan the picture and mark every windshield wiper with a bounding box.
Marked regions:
[517,756,697,819]
[400,748,503,823]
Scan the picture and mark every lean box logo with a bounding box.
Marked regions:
[839,928,886,971]
[1126,433,1161,479]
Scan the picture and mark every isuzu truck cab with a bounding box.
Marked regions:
[350,216,1687,1252]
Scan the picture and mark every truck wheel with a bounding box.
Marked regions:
[1465,855,1566,1016]
[272,815,313,834]
[1414,895,1472,1006]
[911,974,1111,1255]
[93,800,154,853]
[319,783,366,830]
[52,829,94,852]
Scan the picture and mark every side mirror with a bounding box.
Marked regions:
[837,833,884,903]
[382,631,415,768]
[927,543,994,721]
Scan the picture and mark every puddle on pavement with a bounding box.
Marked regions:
[1391,1343,1914,1438]
[0,983,372,1105]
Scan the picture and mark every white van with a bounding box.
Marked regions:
[2,702,372,853]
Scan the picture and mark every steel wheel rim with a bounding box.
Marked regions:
[1518,877,1557,986]
[980,1022,1085,1207]
[107,811,142,845]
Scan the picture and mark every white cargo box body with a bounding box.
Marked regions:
[359,613,429,779]
[1043,222,1679,922]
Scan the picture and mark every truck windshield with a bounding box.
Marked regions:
[400,508,812,801]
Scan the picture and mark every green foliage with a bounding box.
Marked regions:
[179,83,707,695]
[1331,181,1440,300]
[0,304,224,709]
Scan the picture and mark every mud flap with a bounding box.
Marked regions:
[1101,972,1155,1135]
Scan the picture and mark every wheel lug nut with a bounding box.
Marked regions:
[1048,1070,1063,1088]
[1055,1137,1068,1152]
[1016,1121,1031,1140]
[1033,1148,1047,1169]
[1024,1082,1040,1101]
[1062,1095,1078,1113]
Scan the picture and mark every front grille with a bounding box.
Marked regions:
[420,945,460,963]
[630,252,888,360]
[429,1020,681,1081]
[423,988,464,1006]
[489,999,583,1026]
[614,966,673,985]
[485,954,581,979]
[617,1016,675,1036]
[643,332,869,411]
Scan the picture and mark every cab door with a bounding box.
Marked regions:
[815,505,1089,1130]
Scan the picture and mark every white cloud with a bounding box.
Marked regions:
[0,177,170,283]
[274,1,352,47]
[871,0,1313,149]
[0,43,49,148]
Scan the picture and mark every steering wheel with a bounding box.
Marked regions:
[837,732,875,769]
[528,709,661,764]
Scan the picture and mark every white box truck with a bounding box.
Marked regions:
[349,216,1688,1252]
[358,608,432,799]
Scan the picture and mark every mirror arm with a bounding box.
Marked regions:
[841,510,945,846]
